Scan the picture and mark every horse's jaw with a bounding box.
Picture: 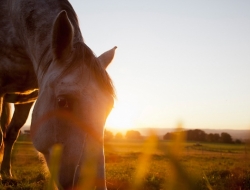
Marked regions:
[41,134,106,190]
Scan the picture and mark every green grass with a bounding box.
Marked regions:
[0,139,250,189]
[105,139,250,190]
[0,142,47,190]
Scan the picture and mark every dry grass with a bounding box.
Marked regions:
[0,135,249,190]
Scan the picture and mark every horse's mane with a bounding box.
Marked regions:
[57,1,115,97]
[68,42,115,98]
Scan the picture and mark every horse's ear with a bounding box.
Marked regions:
[52,11,74,61]
[98,46,117,69]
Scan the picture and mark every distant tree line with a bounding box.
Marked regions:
[104,129,242,144]
[163,129,241,144]
[104,130,142,141]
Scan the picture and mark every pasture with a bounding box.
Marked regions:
[0,136,250,190]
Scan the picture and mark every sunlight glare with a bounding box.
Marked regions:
[106,101,139,130]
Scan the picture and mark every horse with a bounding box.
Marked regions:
[0,0,116,189]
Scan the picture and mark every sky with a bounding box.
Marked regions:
[25,0,250,130]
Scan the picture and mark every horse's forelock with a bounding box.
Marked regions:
[58,42,115,98]
[75,42,115,98]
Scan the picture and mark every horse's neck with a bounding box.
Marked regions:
[9,0,83,81]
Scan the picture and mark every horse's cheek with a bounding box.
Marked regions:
[30,98,55,153]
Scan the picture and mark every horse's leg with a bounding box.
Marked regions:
[0,97,4,162]
[1,100,11,138]
[0,97,10,180]
[0,100,11,161]
[0,102,33,178]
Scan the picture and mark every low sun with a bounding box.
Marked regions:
[105,101,139,131]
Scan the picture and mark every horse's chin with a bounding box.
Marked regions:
[37,126,106,190]
[58,164,81,190]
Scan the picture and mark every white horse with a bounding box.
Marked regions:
[0,0,116,189]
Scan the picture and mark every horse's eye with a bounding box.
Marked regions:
[57,97,69,109]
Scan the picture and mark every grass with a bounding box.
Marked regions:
[105,139,250,190]
[0,137,250,189]
[0,142,47,190]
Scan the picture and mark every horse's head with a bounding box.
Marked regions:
[30,11,116,189]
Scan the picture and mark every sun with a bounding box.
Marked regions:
[105,101,139,131]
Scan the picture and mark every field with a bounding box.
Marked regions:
[0,136,250,190]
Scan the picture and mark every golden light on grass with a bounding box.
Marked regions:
[2,132,249,189]
[46,144,62,190]
[202,171,213,190]
[163,123,197,190]
[131,131,158,190]
[77,155,97,189]
[168,123,186,157]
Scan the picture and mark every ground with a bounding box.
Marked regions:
[0,136,250,190]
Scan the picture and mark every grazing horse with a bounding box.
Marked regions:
[0,0,116,189]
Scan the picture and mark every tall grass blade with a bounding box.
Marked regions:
[46,144,62,190]
[131,131,158,190]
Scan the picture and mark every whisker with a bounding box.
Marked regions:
[72,134,88,187]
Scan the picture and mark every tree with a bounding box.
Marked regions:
[220,132,233,143]
[213,133,220,143]
[115,132,123,139]
[206,133,220,143]
[104,130,113,141]
[206,133,214,142]
[235,139,242,144]
[125,130,141,139]
[186,129,206,142]
[163,132,172,140]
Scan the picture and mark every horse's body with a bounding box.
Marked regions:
[0,0,116,189]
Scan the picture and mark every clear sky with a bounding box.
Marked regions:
[25,0,250,130]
